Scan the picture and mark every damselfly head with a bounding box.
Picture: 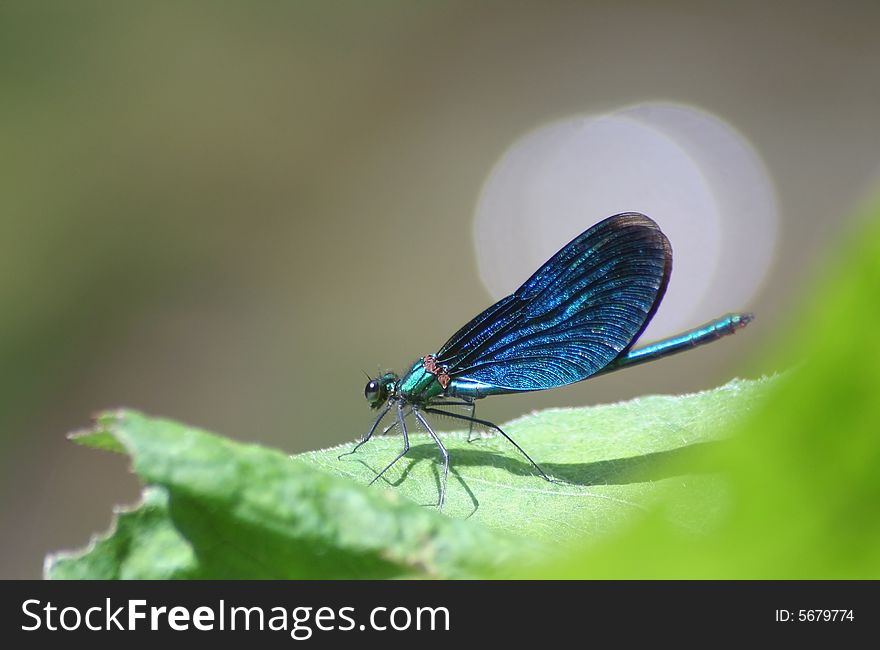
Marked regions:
[364,372,398,408]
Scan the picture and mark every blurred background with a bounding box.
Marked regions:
[2,1,879,578]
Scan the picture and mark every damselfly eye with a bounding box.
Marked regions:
[364,380,383,407]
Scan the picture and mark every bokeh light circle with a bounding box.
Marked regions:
[473,103,778,341]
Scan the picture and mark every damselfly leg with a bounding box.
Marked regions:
[338,402,392,460]
[428,398,477,442]
[413,409,449,509]
[368,403,411,486]
[423,407,551,483]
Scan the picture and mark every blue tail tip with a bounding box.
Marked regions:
[735,312,755,329]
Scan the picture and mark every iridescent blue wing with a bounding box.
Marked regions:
[435,212,671,394]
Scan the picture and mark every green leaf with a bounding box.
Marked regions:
[301,376,771,540]
[48,375,772,579]
[68,415,128,454]
[52,409,536,579]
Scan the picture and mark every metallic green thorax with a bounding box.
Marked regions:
[398,359,444,402]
